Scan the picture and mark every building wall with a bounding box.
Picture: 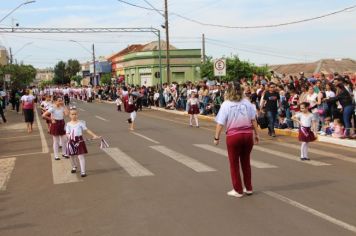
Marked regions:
[119,49,201,86]
[0,48,9,66]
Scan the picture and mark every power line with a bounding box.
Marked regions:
[117,0,356,29]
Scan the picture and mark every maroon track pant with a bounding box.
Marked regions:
[226,133,254,194]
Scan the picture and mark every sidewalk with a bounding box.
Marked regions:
[148,106,356,148]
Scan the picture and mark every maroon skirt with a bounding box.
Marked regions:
[49,119,66,136]
[188,104,200,115]
[298,126,316,142]
[66,136,88,156]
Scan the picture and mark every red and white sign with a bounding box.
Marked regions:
[214,59,226,76]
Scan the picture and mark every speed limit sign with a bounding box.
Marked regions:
[214,59,226,76]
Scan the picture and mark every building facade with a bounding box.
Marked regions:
[108,41,201,86]
[35,68,54,84]
[0,46,9,66]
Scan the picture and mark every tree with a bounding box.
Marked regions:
[71,75,82,86]
[53,59,81,85]
[53,61,67,84]
[100,73,112,85]
[200,55,269,82]
[0,64,36,88]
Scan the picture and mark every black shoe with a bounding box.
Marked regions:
[304,157,310,161]
[271,133,276,137]
[62,154,70,159]
[81,173,87,177]
[54,156,60,161]
[71,168,77,173]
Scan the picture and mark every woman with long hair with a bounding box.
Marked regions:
[214,81,260,198]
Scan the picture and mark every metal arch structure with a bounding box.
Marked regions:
[0,27,163,87]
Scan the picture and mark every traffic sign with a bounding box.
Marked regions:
[4,74,11,82]
[214,59,226,76]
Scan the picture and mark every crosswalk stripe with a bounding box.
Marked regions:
[103,148,154,177]
[0,158,16,191]
[95,115,109,122]
[51,154,82,184]
[270,141,356,164]
[254,146,331,166]
[150,145,216,172]
[131,132,160,144]
[194,144,277,169]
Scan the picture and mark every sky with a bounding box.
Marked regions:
[0,0,355,69]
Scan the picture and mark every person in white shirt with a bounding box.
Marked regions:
[187,92,200,127]
[42,97,69,160]
[66,108,100,177]
[292,102,317,161]
[214,82,259,198]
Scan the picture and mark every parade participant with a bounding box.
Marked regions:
[292,102,317,161]
[115,96,122,111]
[125,93,137,131]
[21,89,35,133]
[40,96,53,132]
[42,97,69,160]
[63,87,70,106]
[214,81,259,198]
[0,95,6,124]
[66,107,100,177]
[187,91,200,128]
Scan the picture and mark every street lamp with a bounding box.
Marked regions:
[0,1,36,24]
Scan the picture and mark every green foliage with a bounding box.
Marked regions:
[0,64,36,88]
[54,59,81,85]
[71,75,83,86]
[100,73,112,85]
[200,55,269,82]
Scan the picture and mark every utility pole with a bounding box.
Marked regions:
[164,0,170,84]
[9,47,13,64]
[202,33,206,64]
[92,44,96,86]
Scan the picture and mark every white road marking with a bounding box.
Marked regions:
[78,108,85,112]
[51,154,82,184]
[95,115,109,122]
[0,152,43,158]
[131,132,160,144]
[194,144,277,169]
[103,148,154,177]
[264,191,356,234]
[35,108,49,153]
[0,134,39,140]
[150,145,216,172]
[270,141,356,164]
[0,158,16,191]
[254,146,331,166]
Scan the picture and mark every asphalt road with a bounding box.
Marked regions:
[1,101,356,236]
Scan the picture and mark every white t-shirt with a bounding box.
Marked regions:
[66,121,87,137]
[188,97,198,105]
[48,106,65,120]
[215,99,256,135]
[325,90,335,99]
[295,112,315,127]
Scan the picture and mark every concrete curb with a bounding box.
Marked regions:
[148,106,356,148]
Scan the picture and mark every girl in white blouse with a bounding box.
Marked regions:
[66,108,100,177]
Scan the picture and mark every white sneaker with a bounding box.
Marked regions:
[227,189,243,198]
[243,188,253,195]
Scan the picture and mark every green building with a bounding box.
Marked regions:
[108,41,201,86]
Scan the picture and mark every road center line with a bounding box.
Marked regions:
[131,132,160,144]
[0,157,16,191]
[194,144,277,169]
[95,115,109,122]
[35,108,49,153]
[150,145,216,173]
[264,191,356,233]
